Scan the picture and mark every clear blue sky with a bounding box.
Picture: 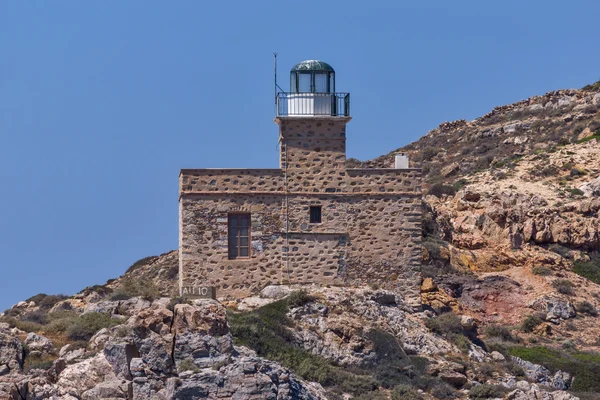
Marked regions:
[1,1,599,310]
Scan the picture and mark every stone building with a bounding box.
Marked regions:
[179,60,422,304]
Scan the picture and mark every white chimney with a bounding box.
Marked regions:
[395,153,409,169]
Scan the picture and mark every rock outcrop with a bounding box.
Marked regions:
[0,300,325,400]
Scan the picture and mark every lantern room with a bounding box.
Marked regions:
[276,60,350,117]
[290,60,335,93]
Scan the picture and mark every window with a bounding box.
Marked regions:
[298,73,311,92]
[228,213,250,259]
[309,206,322,223]
[314,73,328,92]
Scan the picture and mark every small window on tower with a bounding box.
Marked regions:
[310,206,322,224]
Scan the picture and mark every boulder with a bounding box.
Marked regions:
[260,285,291,299]
[84,297,152,316]
[438,370,468,388]
[511,356,572,389]
[490,351,505,362]
[507,384,580,400]
[56,352,118,397]
[172,301,235,370]
[530,296,576,323]
[165,357,324,400]
[25,332,55,354]
[460,315,476,332]
[468,343,489,362]
[0,331,23,372]
[81,379,132,400]
[59,344,87,363]
[579,175,600,197]
[173,301,229,337]
[103,342,139,380]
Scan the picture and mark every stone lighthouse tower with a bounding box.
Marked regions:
[179,59,421,305]
[275,60,351,194]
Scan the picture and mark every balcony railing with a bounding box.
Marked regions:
[277,92,350,117]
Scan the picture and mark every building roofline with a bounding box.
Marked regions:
[180,168,282,176]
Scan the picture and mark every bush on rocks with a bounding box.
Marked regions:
[109,277,160,301]
[552,279,575,296]
[521,314,544,333]
[428,183,456,198]
[531,266,552,276]
[391,384,422,400]
[484,325,517,342]
[575,301,598,316]
[573,258,600,284]
[66,312,120,341]
[468,384,506,399]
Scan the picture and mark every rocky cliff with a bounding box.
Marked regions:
[2,82,600,399]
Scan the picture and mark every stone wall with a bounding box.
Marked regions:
[180,169,283,193]
[179,195,285,298]
[179,116,423,305]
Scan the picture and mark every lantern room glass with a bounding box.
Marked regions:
[290,71,335,93]
[298,73,311,92]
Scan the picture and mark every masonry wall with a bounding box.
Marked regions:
[179,117,422,304]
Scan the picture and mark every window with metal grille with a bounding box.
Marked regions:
[309,206,322,223]
[228,213,250,259]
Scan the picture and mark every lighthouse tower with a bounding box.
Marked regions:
[275,60,351,188]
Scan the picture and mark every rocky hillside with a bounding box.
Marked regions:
[1,82,600,399]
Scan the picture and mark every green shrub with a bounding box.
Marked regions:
[66,312,120,341]
[177,358,200,373]
[2,308,21,318]
[23,354,56,372]
[577,134,600,144]
[425,313,462,336]
[582,80,600,92]
[425,313,471,353]
[38,294,68,311]
[570,167,587,177]
[469,384,505,399]
[521,314,544,333]
[532,266,552,276]
[168,296,190,311]
[21,310,49,325]
[125,256,158,274]
[428,183,456,198]
[63,340,88,352]
[552,279,575,295]
[484,325,517,342]
[450,333,471,353]
[79,285,113,297]
[25,293,49,304]
[287,290,315,308]
[573,259,600,284]
[45,311,79,334]
[454,178,469,191]
[575,301,598,316]
[568,188,585,196]
[422,238,448,261]
[0,317,42,333]
[110,278,160,301]
[391,384,422,400]
[505,361,526,377]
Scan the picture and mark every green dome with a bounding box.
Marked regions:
[291,60,335,72]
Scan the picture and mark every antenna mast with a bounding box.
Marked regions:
[274,52,278,112]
